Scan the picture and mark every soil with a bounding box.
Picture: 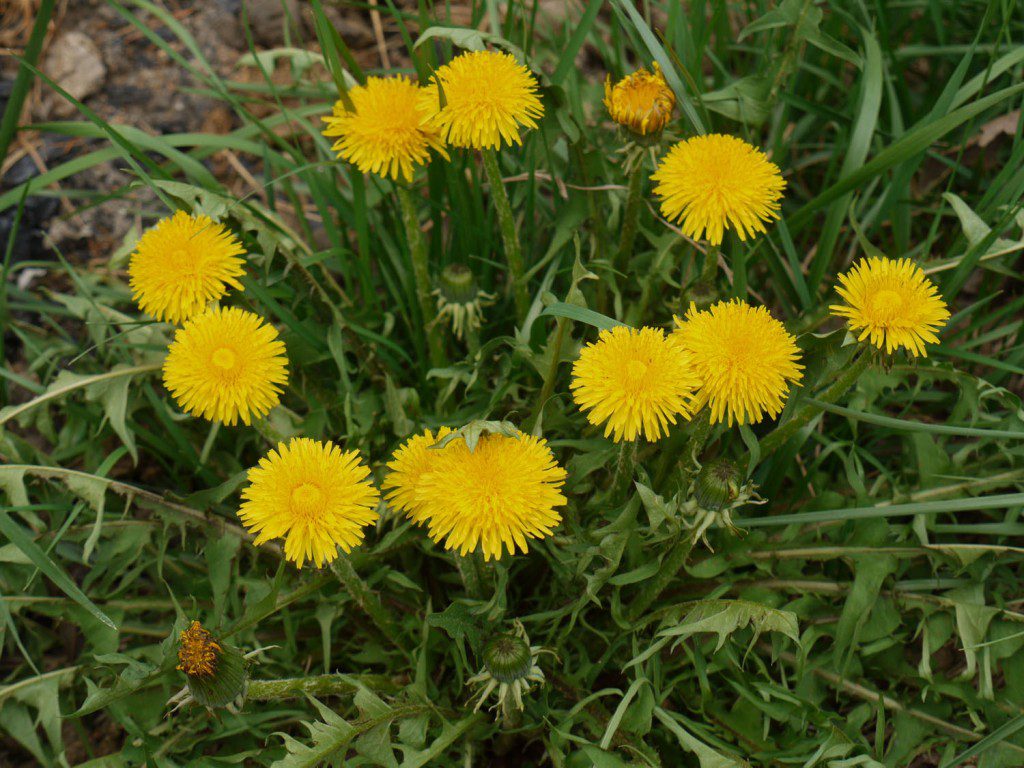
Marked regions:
[0,0,420,270]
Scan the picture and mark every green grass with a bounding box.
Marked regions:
[2,0,1024,765]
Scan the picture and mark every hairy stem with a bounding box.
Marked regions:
[615,162,645,273]
[482,149,529,320]
[329,556,405,646]
[246,673,400,700]
[529,315,569,433]
[628,534,695,624]
[759,349,871,454]
[396,185,445,368]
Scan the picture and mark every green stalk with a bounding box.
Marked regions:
[759,349,871,454]
[615,162,645,273]
[682,409,713,470]
[455,552,485,599]
[699,244,719,284]
[627,534,695,623]
[610,440,639,503]
[329,556,404,645]
[528,315,569,432]
[246,673,400,700]
[481,149,530,320]
[396,185,445,368]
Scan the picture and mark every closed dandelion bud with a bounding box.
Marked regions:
[175,620,248,708]
[484,632,533,684]
[433,264,494,340]
[694,458,741,511]
[467,621,550,720]
[682,459,765,552]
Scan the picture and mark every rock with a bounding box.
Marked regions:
[247,0,301,47]
[42,31,106,115]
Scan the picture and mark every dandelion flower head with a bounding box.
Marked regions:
[604,62,675,136]
[652,134,785,245]
[420,50,544,150]
[673,300,803,426]
[162,306,288,426]
[386,431,566,561]
[177,620,221,678]
[830,256,950,357]
[322,76,448,182]
[128,211,245,324]
[571,325,699,442]
[239,438,380,568]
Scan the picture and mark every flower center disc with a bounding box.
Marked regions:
[291,483,324,513]
[870,289,903,324]
[623,359,649,391]
[211,348,237,370]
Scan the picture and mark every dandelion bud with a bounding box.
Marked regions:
[467,621,549,720]
[693,458,741,511]
[483,632,533,684]
[433,263,494,340]
[682,458,764,552]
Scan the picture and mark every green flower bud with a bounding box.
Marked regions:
[483,632,533,684]
[433,263,495,340]
[694,458,741,511]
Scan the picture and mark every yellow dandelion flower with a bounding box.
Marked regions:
[604,62,675,136]
[239,438,380,568]
[830,257,950,357]
[128,210,245,324]
[395,432,566,561]
[652,134,785,246]
[381,426,454,518]
[571,326,699,442]
[177,620,221,678]
[673,300,803,426]
[420,50,544,150]
[162,307,288,426]
[322,76,448,182]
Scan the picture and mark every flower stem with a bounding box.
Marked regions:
[529,315,569,433]
[615,161,645,273]
[455,552,485,599]
[683,409,713,471]
[329,556,404,645]
[396,185,445,368]
[699,244,719,284]
[611,440,639,503]
[627,534,695,623]
[246,673,400,700]
[481,149,530,321]
[759,348,871,454]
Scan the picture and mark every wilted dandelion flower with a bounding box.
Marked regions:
[239,438,380,568]
[604,62,675,136]
[322,76,448,182]
[129,211,245,324]
[420,50,543,150]
[830,256,950,357]
[571,326,699,442]
[162,307,288,426]
[177,620,221,678]
[674,300,803,426]
[391,431,566,561]
[652,134,785,246]
[381,426,454,519]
